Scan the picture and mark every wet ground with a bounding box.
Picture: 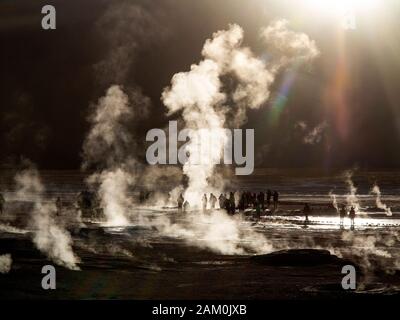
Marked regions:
[1,207,400,299]
[1,170,400,299]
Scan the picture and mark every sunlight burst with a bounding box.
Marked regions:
[305,0,379,17]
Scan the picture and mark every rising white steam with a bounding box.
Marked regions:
[83,20,319,255]
[295,120,329,145]
[260,19,320,65]
[162,20,319,207]
[83,85,137,226]
[155,20,319,255]
[14,168,80,270]
[168,185,184,207]
[94,1,168,86]
[329,191,339,212]
[152,210,273,255]
[344,170,361,213]
[0,254,12,274]
[371,183,392,216]
[335,231,397,289]
[304,121,328,145]
[82,85,133,169]
[87,166,135,226]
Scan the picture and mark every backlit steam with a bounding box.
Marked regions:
[87,165,135,226]
[155,20,319,254]
[335,231,397,289]
[304,121,329,145]
[260,19,319,65]
[371,183,392,216]
[94,1,168,86]
[152,209,273,255]
[82,85,136,226]
[329,191,339,212]
[0,254,12,274]
[83,20,319,255]
[82,85,133,169]
[162,20,319,207]
[344,170,361,213]
[14,168,80,270]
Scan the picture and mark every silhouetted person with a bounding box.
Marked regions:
[223,194,230,211]
[0,193,5,216]
[218,193,225,209]
[257,192,265,210]
[251,193,256,207]
[303,203,311,223]
[339,204,347,227]
[202,194,208,211]
[349,206,356,229]
[238,192,245,212]
[145,191,152,201]
[243,192,249,209]
[183,200,190,212]
[255,200,261,219]
[209,193,217,209]
[273,190,279,211]
[139,190,145,203]
[266,190,272,207]
[229,192,235,214]
[177,193,184,211]
[55,197,62,216]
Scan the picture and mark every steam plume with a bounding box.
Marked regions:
[304,121,328,145]
[295,121,329,145]
[155,20,320,255]
[0,254,12,274]
[371,183,392,216]
[84,20,319,255]
[94,1,168,86]
[14,168,80,270]
[86,165,135,226]
[82,85,133,169]
[152,209,273,255]
[260,19,320,65]
[82,85,137,226]
[344,170,361,213]
[162,20,319,206]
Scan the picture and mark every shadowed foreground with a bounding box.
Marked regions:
[1,228,400,300]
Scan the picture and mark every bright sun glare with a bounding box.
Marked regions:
[306,0,380,16]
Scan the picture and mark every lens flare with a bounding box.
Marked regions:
[305,0,379,15]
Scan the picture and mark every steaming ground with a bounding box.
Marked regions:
[1,171,400,299]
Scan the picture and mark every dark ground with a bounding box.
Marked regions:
[1,226,400,300]
[1,170,400,300]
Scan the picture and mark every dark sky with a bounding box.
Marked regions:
[1,0,400,170]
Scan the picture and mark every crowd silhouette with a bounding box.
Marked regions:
[177,191,359,229]
[178,190,280,215]
[0,188,359,230]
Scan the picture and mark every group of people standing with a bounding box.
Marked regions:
[177,190,280,215]
[215,192,236,214]
[1,189,357,230]
[236,190,280,212]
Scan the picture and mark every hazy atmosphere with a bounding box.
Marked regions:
[1,0,400,306]
[1,0,400,169]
